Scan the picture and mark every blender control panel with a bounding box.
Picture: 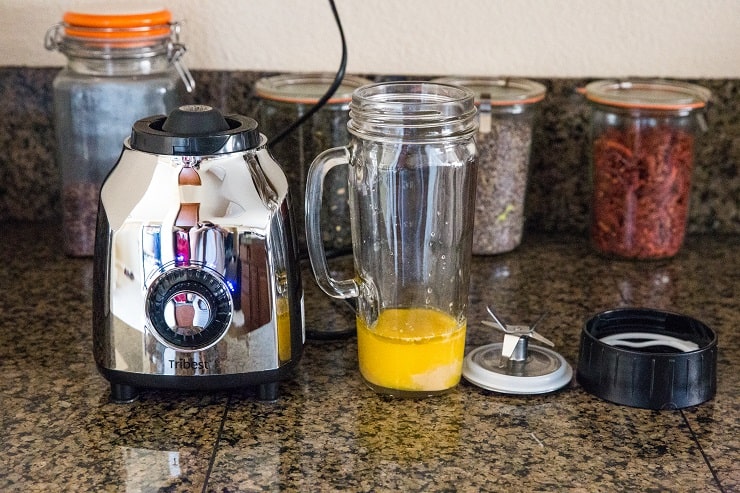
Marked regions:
[146,267,233,350]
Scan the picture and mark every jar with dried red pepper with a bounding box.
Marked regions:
[585,80,710,259]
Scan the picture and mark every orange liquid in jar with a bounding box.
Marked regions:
[276,297,292,363]
[357,307,466,394]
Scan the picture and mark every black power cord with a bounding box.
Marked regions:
[266,0,348,150]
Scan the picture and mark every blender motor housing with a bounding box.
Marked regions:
[93,105,304,402]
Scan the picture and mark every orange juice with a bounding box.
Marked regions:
[357,307,466,394]
[276,297,292,363]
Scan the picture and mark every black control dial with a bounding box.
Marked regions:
[146,267,233,349]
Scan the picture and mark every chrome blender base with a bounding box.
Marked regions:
[98,367,291,403]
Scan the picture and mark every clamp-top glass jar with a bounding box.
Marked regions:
[433,77,546,255]
[45,9,194,256]
[255,73,372,255]
[585,80,710,260]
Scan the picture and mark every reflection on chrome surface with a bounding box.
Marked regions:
[121,447,183,491]
[93,145,303,380]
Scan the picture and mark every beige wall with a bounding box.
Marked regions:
[4,0,740,77]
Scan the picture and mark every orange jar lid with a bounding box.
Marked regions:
[62,9,172,39]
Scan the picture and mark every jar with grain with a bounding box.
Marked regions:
[585,80,710,260]
[255,73,372,256]
[433,77,546,255]
[45,9,193,257]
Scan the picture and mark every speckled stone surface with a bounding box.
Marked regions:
[0,223,737,492]
[0,68,738,233]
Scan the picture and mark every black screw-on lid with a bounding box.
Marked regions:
[130,105,260,156]
[577,308,718,410]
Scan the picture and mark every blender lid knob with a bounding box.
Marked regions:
[162,105,230,135]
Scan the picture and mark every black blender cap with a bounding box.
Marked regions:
[162,105,231,134]
[130,105,260,156]
[577,308,717,410]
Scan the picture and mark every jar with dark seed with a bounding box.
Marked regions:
[255,73,372,256]
[433,77,545,255]
[45,9,193,257]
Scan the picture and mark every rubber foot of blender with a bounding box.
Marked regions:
[110,383,139,403]
[258,382,279,401]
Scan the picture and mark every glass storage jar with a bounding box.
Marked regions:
[585,80,710,260]
[45,9,193,257]
[433,77,546,255]
[255,73,372,255]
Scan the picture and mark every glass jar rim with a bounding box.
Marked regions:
[585,79,711,111]
[255,73,372,105]
[432,77,546,106]
[348,81,478,142]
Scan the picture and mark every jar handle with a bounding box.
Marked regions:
[305,146,359,300]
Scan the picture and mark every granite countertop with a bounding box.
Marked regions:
[1,223,737,492]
